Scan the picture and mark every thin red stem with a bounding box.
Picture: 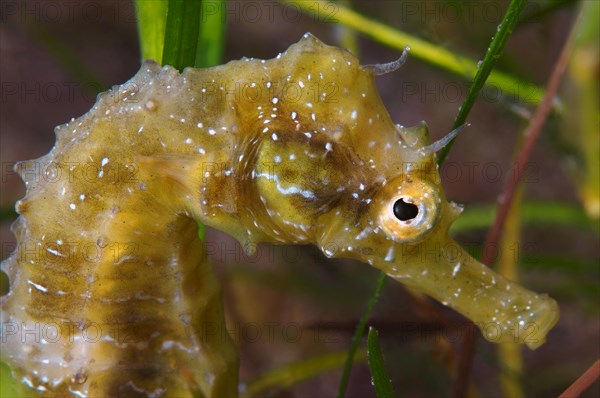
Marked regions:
[452,10,581,398]
[559,359,600,398]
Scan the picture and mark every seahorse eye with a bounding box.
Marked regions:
[392,198,419,221]
[374,177,442,243]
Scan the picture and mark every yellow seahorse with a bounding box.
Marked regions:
[0,33,559,397]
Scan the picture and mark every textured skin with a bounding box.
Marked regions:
[1,34,558,397]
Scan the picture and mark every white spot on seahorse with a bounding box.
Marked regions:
[28,280,48,293]
[452,262,461,278]
[355,227,372,240]
[385,246,395,262]
[46,247,65,257]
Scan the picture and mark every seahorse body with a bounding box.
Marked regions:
[1,33,558,397]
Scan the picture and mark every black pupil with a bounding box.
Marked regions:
[393,198,419,221]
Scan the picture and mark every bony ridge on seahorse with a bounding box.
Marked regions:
[0,33,559,397]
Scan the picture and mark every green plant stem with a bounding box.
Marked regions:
[438,0,528,163]
[162,0,204,71]
[195,0,226,67]
[337,272,386,398]
[367,327,395,398]
[245,349,367,397]
[135,0,168,62]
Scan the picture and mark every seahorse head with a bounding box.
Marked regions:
[251,34,558,348]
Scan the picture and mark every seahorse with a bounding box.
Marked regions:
[0,33,559,397]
